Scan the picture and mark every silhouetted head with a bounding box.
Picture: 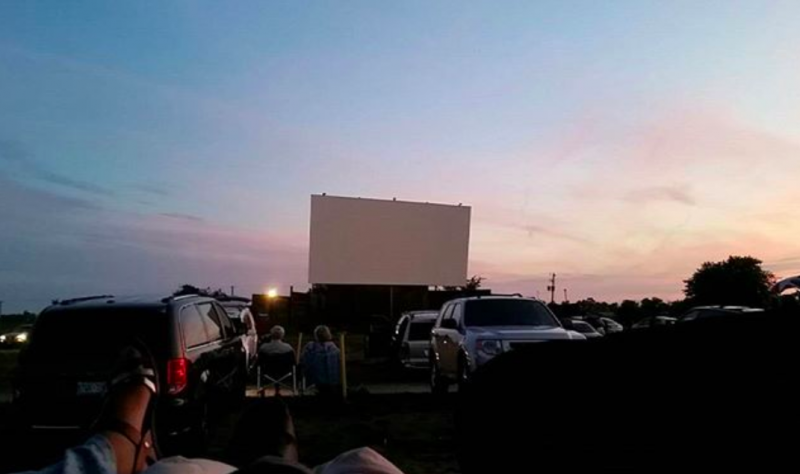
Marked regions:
[314,325,333,343]
[270,325,286,341]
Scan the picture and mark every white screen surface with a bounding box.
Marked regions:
[309,195,471,286]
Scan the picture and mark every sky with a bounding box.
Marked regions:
[2,1,800,313]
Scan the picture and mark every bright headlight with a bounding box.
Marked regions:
[15,333,28,343]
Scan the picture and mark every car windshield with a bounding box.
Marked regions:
[408,322,435,341]
[464,300,558,327]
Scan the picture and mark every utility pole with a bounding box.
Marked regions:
[230,286,235,296]
[563,288,569,303]
[547,273,556,304]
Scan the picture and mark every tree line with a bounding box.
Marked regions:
[548,255,798,326]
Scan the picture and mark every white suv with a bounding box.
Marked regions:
[429,296,580,393]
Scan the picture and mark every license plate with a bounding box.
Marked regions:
[76,382,107,396]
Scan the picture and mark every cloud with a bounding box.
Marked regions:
[159,212,205,222]
[624,185,696,206]
[133,183,171,197]
[0,139,115,197]
[0,179,307,313]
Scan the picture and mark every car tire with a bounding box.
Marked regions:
[430,360,449,396]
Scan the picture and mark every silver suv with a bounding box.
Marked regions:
[429,296,580,393]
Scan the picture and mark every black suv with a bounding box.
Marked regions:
[13,294,247,454]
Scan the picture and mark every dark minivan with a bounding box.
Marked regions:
[13,294,247,455]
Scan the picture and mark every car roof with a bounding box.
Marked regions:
[407,312,438,322]
[690,305,762,312]
[444,295,540,305]
[44,294,217,312]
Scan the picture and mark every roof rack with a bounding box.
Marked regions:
[479,293,524,298]
[162,294,201,303]
[55,295,115,306]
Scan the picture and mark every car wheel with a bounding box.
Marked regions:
[430,359,449,396]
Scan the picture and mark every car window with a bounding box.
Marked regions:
[572,321,594,334]
[196,303,222,342]
[408,322,435,341]
[397,317,410,339]
[452,303,464,325]
[211,302,234,336]
[464,299,559,327]
[682,311,698,321]
[181,305,209,348]
[439,304,455,326]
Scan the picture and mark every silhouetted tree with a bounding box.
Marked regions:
[465,275,485,291]
[173,284,227,298]
[684,256,774,307]
[640,297,669,317]
[444,275,485,292]
[617,299,641,327]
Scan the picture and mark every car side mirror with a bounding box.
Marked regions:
[441,319,458,330]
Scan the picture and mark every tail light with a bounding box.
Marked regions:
[167,358,189,395]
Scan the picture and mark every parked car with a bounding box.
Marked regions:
[216,297,259,371]
[13,294,248,455]
[599,317,624,334]
[632,316,677,329]
[562,319,604,339]
[679,306,764,323]
[392,311,438,369]
[429,296,581,393]
[0,324,33,347]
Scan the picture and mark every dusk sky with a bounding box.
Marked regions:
[2,1,800,313]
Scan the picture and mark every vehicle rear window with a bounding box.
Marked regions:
[464,300,558,328]
[196,303,222,341]
[408,322,435,341]
[27,307,169,360]
[181,305,208,348]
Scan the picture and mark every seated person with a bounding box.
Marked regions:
[300,325,341,396]
[258,325,295,358]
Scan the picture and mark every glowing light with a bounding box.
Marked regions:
[266,288,278,299]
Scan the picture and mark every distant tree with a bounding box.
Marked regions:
[464,275,485,291]
[173,284,227,298]
[684,256,775,307]
[444,275,485,292]
[617,299,641,327]
[640,297,669,317]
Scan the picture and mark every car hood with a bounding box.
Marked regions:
[467,326,572,340]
